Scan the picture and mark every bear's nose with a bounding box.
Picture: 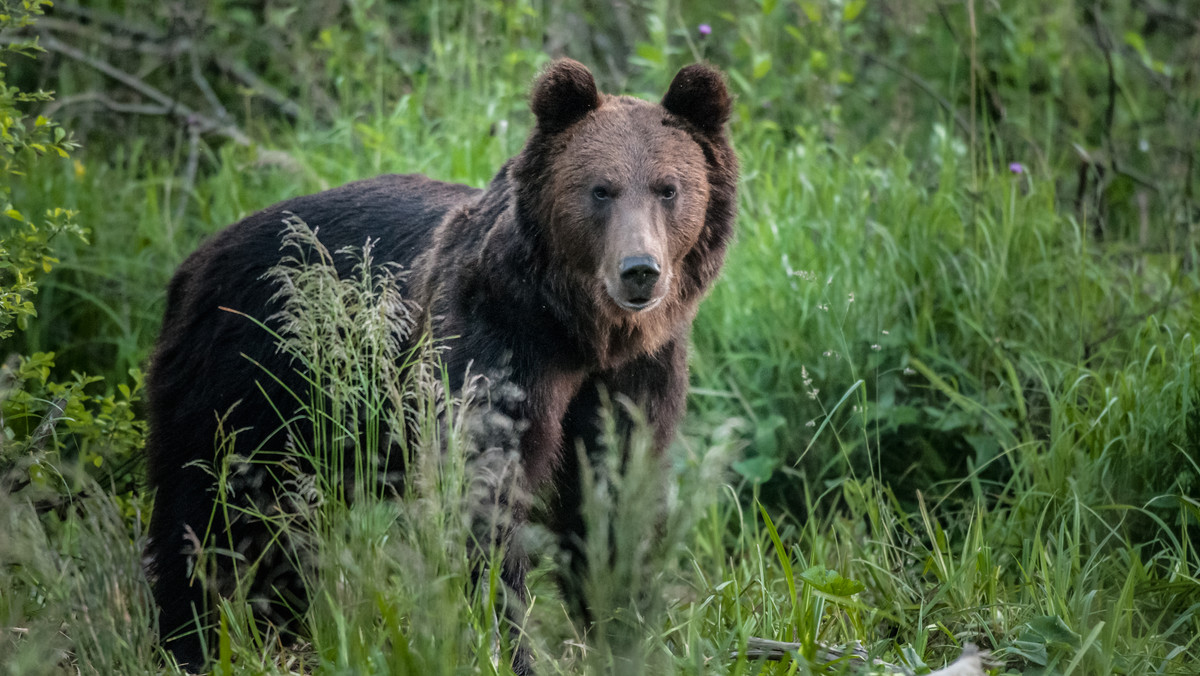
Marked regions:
[619,255,661,303]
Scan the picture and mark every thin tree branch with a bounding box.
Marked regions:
[189,47,227,122]
[34,14,302,120]
[854,49,972,138]
[174,121,202,225]
[50,3,165,40]
[41,91,169,118]
[218,58,302,120]
[34,16,192,57]
[30,32,252,146]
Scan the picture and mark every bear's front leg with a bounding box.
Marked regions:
[547,337,689,630]
[453,346,570,675]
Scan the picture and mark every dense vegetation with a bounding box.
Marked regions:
[2,0,1197,674]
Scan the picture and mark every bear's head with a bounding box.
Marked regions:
[513,59,738,347]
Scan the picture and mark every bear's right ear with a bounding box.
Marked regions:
[530,59,601,133]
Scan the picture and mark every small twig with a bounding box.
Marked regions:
[189,46,227,122]
[41,91,169,118]
[217,58,302,120]
[1084,259,1194,356]
[174,119,202,225]
[1137,190,1150,275]
[1088,7,1120,173]
[855,50,971,139]
[51,3,165,40]
[33,16,191,57]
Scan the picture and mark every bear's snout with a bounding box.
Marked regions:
[618,255,661,308]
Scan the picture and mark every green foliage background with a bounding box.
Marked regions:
[0,0,1197,674]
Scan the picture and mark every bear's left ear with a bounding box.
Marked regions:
[662,64,732,136]
[531,59,601,133]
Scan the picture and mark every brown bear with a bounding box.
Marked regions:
[144,59,737,669]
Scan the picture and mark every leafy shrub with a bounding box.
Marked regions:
[0,1,145,511]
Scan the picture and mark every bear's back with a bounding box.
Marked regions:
[145,173,482,484]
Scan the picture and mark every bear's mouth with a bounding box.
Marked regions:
[614,295,663,312]
[604,276,669,313]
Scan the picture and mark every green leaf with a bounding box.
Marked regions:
[1019,615,1082,653]
[799,565,865,597]
[1008,639,1049,666]
[753,414,785,459]
[635,43,664,66]
[1123,31,1146,54]
[965,433,1000,463]
[799,0,821,23]
[732,455,779,483]
[753,53,772,79]
[809,49,827,71]
[844,0,866,21]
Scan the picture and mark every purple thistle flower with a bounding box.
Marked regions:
[1008,162,1025,174]
[698,23,712,38]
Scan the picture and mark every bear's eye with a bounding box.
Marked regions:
[592,186,611,201]
[659,186,677,201]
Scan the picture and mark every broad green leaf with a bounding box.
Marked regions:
[1123,31,1145,53]
[753,53,772,79]
[635,43,664,66]
[799,0,821,22]
[732,455,779,483]
[799,565,865,597]
[753,414,785,459]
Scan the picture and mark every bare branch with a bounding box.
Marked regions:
[217,58,302,120]
[41,91,169,118]
[174,121,202,225]
[35,12,303,121]
[50,3,165,41]
[34,16,191,57]
[32,32,252,146]
[190,47,228,122]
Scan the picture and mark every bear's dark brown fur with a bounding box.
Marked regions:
[144,59,737,668]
